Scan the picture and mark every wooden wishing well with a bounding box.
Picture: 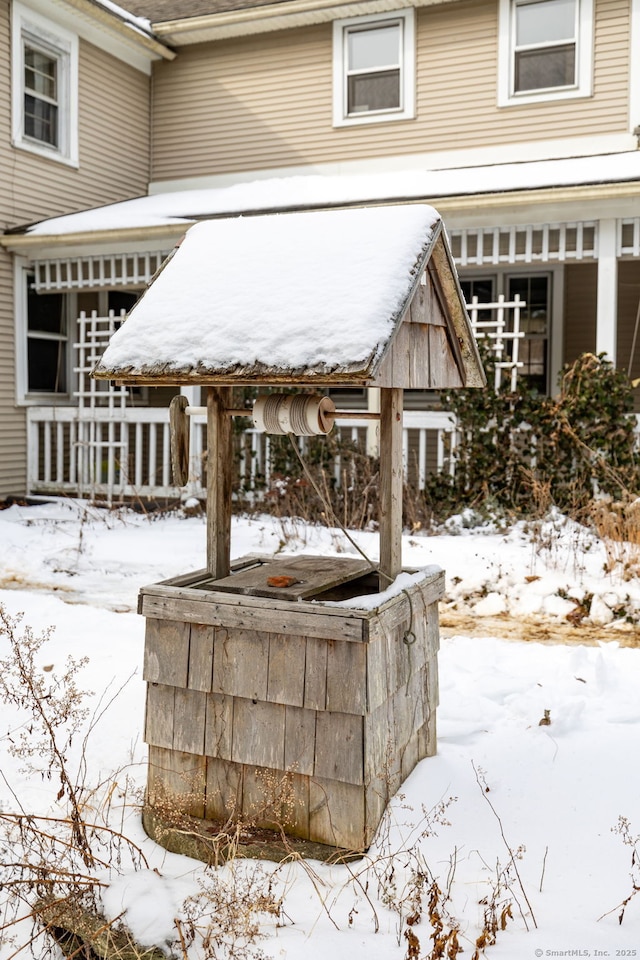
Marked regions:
[93,205,485,853]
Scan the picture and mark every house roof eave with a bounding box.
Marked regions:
[150,0,461,43]
[55,0,176,59]
[0,223,189,256]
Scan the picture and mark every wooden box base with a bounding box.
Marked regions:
[140,556,443,852]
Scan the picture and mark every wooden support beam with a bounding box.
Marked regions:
[206,386,233,579]
[378,387,403,590]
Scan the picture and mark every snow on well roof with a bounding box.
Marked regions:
[94,205,444,382]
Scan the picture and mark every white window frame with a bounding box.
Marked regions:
[332,8,415,127]
[11,1,79,165]
[14,258,76,405]
[497,0,593,107]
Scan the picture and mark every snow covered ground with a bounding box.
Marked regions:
[0,498,639,958]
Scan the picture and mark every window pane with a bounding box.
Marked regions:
[514,44,575,91]
[24,46,57,99]
[27,287,65,334]
[516,0,575,45]
[461,277,495,322]
[24,94,58,145]
[348,70,400,113]
[519,339,547,392]
[27,338,67,393]
[348,24,400,71]
[509,276,548,335]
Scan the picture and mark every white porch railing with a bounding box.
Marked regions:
[25,407,458,502]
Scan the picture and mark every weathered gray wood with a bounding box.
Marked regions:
[365,570,445,643]
[417,705,437,761]
[267,633,306,707]
[284,705,316,776]
[400,730,420,782]
[206,386,233,579]
[309,777,365,850]
[363,700,393,791]
[366,633,388,712]
[212,627,270,700]
[241,763,293,829]
[283,771,310,838]
[145,683,175,749]
[325,639,366,715]
[375,321,436,389]
[427,654,440,708]
[169,393,189,486]
[428,324,464,389]
[392,673,424,753]
[143,618,190,687]
[210,556,371,600]
[188,623,215,692]
[142,563,442,853]
[304,636,328,711]
[147,745,206,818]
[315,712,364,785]
[173,688,207,755]
[407,274,446,326]
[204,692,234,761]
[231,698,286,770]
[365,779,389,849]
[378,387,404,590]
[140,593,364,642]
[205,756,242,820]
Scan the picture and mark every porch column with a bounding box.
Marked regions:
[596,219,618,363]
[366,387,380,456]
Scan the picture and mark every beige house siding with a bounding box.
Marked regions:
[0,250,25,497]
[150,0,629,182]
[617,261,640,411]
[2,43,151,229]
[0,0,152,497]
[563,263,598,367]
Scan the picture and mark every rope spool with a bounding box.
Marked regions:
[252,394,336,436]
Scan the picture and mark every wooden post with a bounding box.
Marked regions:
[207,386,233,579]
[378,387,403,590]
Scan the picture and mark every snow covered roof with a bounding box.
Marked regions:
[93,205,485,388]
[10,150,640,242]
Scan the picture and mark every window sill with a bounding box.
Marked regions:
[12,138,79,168]
[18,395,74,407]
[333,109,415,128]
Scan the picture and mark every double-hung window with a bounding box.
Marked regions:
[26,276,70,396]
[24,43,60,148]
[498,0,593,105]
[11,2,78,164]
[333,9,415,126]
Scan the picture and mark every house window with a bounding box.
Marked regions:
[460,277,495,323]
[498,0,593,106]
[24,43,59,147]
[508,274,550,393]
[460,273,551,393]
[514,0,576,92]
[11,2,78,164]
[26,278,69,395]
[333,9,415,126]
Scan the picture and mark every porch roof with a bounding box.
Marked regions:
[3,150,640,250]
[92,205,485,388]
